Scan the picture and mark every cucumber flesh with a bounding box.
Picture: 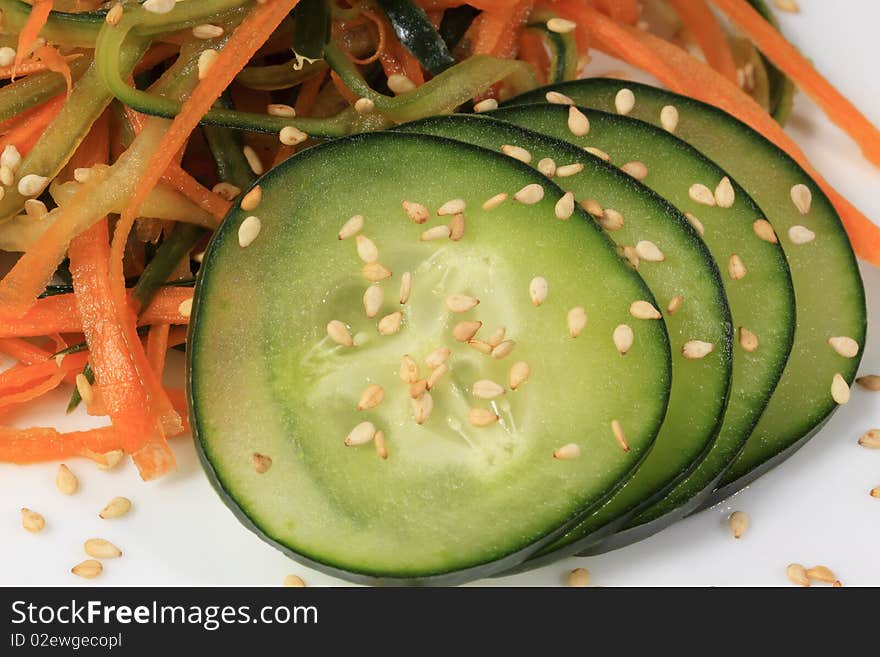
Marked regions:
[189,132,672,584]
[509,79,865,511]
[395,115,733,565]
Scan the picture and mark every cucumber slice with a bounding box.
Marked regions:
[395,115,733,565]
[509,79,865,511]
[189,132,672,584]
[490,102,796,550]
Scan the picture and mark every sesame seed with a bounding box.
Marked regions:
[468,339,493,355]
[412,392,433,424]
[599,208,624,231]
[71,560,103,579]
[555,192,575,220]
[453,321,482,342]
[615,88,636,115]
[0,47,15,68]
[788,225,815,245]
[192,24,225,39]
[556,163,584,178]
[545,91,574,105]
[438,198,466,215]
[753,219,778,243]
[468,407,498,427]
[501,144,532,164]
[514,183,544,205]
[688,183,716,206]
[509,361,530,390]
[567,307,588,337]
[105,3,123,26]
[790,183,812,214]
[827,336,859,358]
[338,214,364,240]
[630,300,661,320]
[240,185,262,211]
[363,285,383,318]
[242,146,264,175]
[17,174,49,198]
[357,384,385,410]
[197,49,219,80]
[491,340,516,359]
[613,324,634,355]
[482,193,508,210]
[622,246,639,268]
[728,254,747,280]
[283,574,307,587]
[75,373,94,406]
[684,212,705,236]
[728,511,749,539]
[553,443,581,460]
[529,276,548,306]
[872,486,880,499]
[667,294,684,315]
[773,0,799,13]
[0,165,14,187]
[402,200,430,224]
[581,198,603,217]
[345,421,376,446]
[354,97,375,114]
[547,17,577,33]
[238,216,261,247]
[279,126,308,146]
[805,566,836,583]
[446,294,479,313]
[326,320,353,347]
[786,563,810,587]
[99,497,132,520]
[363,262,392,282]
[449,213,466,241]
[474,98,499,113]
[831,373,850,404]
[486,326,505,347]
[537,158,557,177]
[399,272,413,304]
[567,568,590,587]
[621,161,648,180]
[374,430,388,459]
[24,198,47,218]
[355,234,379,262]
[856,375,880,391]
[425,347,451,369]
[212,182,241,200]
[377,311,403,336]
[387,74,416,94]
[143,0,175,14]
[426,363,448,390]
[252,452,272,474]
[859,430,880,449]
[611,419,629,451]
[1,144,22,171]
[584,146,610,161]
[660,105,679,132]
[178,298,193,319]
[400,355,420,383]
[635,240,665,262]
[714,176,735,208]
[682,340,715,360]
[739,327,759,352]
[420,225,451,241]
[567,106,590,137]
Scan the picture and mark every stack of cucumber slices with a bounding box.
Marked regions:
[188,79,866,585]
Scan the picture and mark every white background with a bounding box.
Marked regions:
[2,0,878,587]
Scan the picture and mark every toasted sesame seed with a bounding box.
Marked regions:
[387,73,416,94]
[514,183,544,205]
[547,17,577,33]
[279,126,308,146]
[338,214,364,240]
[786,563,810,587]
[635,240,665,262]
[238,215,261,247]
[567,568,590,587]
[858,430,880,449]
[84,538,122,559]
[363,285,383,318]
[356,234,379,262]
[24,198,47,218]
[660,105,679,132]
[831,373,850,404]
[1,165,15,186]
[684,212,705,236]
[805,565,836,583]
[446,294,479,313]
[143,0,175,14]
[598,208,625,232]
[97,450,125,471]
[21,508,45,533]
[438,198,466,215]
[666,294,684,315]
[714,176,735,208]
[105,3,123,26]
[17,174,49,198]
[474,98,499,113]
[345,421,377,446]
[788,225,815,245]
[327,320,353,347]
[468,339,493,355]
[553,443,581,459]
[482,192,508,210]
[872,486,880,499]
[284,575,307,587]
[488,326,506,347]
[622,246,639,268]
[545,91,574,105]
[240,185,262,211]
[737,327,759,353]
[537,158,557,177]
[419,224,450,241]
[193,23,225,39]
[354,97,375,114]
[773,0,799,11]
[242,146,264,175]
[399,272,413,304]
[402,200,429,224]
[790,183,812,214]
[449,213,466,241]
[828,336,859,358]
[468,407,498,427]
[728,511,749,539]
[56,464,78,495]
[567,307,587,337]
[583,146,610,161]
[502,144,532,164]
[378,311,403,335]
[491,340,516,359]
[509,361,530,390]
[529,276,548,306]
[363,262,392,282]
[252,452,272,473]
[267,103,295,118]
[425,347,451,369]
[1,144,22,171]
[412,392,433,424]
[212,182,241,200]
[197,49,219,80]
[72,560,103,579]
[555,192,575,220]
[856,375,880,391]
[688,183,716,206]
[400,355,420,383]
[473,379,505,400]
[556,163,584,178]
[409,379,428,399]
[682,340,715,360]
[177,298,193,319]
[0,47,15,68]
[581,198,603,217]
[611,419,629,451]
[358,384,385,411]
[568,106,590,137]
[621,161,648,180]
[630,300,661,320]
[753,219,778,243]
[99,497,131,520]
[75,373,94,406]
[728,254,747,280]
[426,363,448,390]
[613,324,634,355]
[453,321,482,342]
[615,88,636,115]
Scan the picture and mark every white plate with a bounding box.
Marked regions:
[2,0,878,587]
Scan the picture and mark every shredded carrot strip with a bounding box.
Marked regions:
[146,323,170,378]
[0,94,65,156]
[0,53,81,81]
[593,0,640,25]
[340,10,387,65]
[711,0,880,167]
[392,38,425,86]
[33,44,73,94]
[0,352,87,395]
[0,425,121,465]
[330,70,359,105]
[518,29,549,85]
[12,0,53,76]
[473,0,536,58]
[294,69,327,116]
[0,338,51,364]
[667,0,738,83]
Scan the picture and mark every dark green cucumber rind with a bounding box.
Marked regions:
[526,10,578,84]
[746,0,795,124]
[291,0,332,61]
[523,79,864,513]
[394,115,733,567]
[189,132,672,584]
[377,0,456,75]
[491,103,795,548]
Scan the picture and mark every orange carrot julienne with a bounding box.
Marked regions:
[473,0,535,58]
[593,0,640,25]
[12,0,53,77]
[33,44,74,94]
[667,0,738,83]
[0,425,121,465]
[517,28,549,85]
[0,53,81,80]
[0,94,65,157]
[146,323,170,378]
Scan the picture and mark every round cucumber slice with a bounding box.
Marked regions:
[511,79,865,512]
[395,115,733,567]
[189,132,672,584]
